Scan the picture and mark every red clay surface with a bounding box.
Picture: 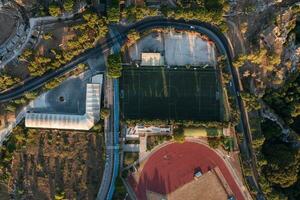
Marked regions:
[129,142,245,200]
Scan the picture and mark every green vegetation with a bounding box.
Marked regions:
[63,0,74,12]
[147,135,172,151]
[42,33,53,40]
[0,74,20,91]
[125,119,229,129]
[54,191,66,200]
[163,7,226,30]
[123,152,139,167]
[100,108,111,119]
[120,0,228,32]
[262,140,299,188]
[43,63,87,90]
[263,73,300,131]
[126,30,140,46]
[217,55,241,126]
[0,125,105,198]
[49,3,62,17]
[162,0,228,32]
[2,63,87,115]
[15,11,107,79]
[249,115,265,149]
[183,128,222,137]
[233,47,281,72]
[241,92,261,111]
[207,135,233,150]
[0,126,32,184]
[123,6,159,22]
[112,176,127,200]
[207,136,222,148]
[107,53,122,78]
[254,119,300,199]
[173,126,185,142]
[107,0,120,23]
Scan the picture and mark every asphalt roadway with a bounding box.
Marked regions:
[0,17,262,200]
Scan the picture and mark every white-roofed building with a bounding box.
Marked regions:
[141,53,164,66]
[25,77,102,130]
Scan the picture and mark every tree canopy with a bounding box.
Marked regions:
[107,53,122,78]
[262,140,300,188]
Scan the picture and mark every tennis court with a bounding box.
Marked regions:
[120,66,221,121]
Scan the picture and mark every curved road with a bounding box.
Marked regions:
[0,17,259,199]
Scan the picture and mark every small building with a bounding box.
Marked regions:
[141,52,164,66]
[126,125,171,140]
[194,171,202,178]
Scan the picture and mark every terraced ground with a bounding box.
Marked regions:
[0,125,104,199]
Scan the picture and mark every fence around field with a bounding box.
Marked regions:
[120,66,221,121]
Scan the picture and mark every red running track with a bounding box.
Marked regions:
[129,142,245,200]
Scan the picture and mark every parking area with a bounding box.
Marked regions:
[128,30,216,66]
[28,73,90,115]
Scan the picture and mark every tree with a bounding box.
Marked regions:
[5,104,16,112]
[0,74,20,91]
[24,92,38,100]
[63,0,74,12]
[107,53,122,78]
[43,33,53,40]
[54,191,65,200]
[207,137,222,148]
[291,103,300,117]
[173,126,185,142]
[100,108,110,119]
[49,4,62,17]
[126,30,140,46]
[241,92,261,111]
[113,176,127,199]
[107,7,120,23]
[262,140,300,188]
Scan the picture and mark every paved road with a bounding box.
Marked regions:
[0,17,258,199]
[0,33,126,102]
[0,14,78,69]
[106,79,120,200]
[123,18,260,199]
[96,77,114,200]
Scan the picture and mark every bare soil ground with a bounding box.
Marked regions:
[7,129,104,200]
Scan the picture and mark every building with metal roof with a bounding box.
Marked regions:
[25,82,102,130]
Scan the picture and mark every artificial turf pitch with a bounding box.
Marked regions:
[120,66,221,121]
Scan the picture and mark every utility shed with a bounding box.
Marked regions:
[25,81,102,130]
[141,53,164,66]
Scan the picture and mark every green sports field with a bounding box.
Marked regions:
[120,66,221,121]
